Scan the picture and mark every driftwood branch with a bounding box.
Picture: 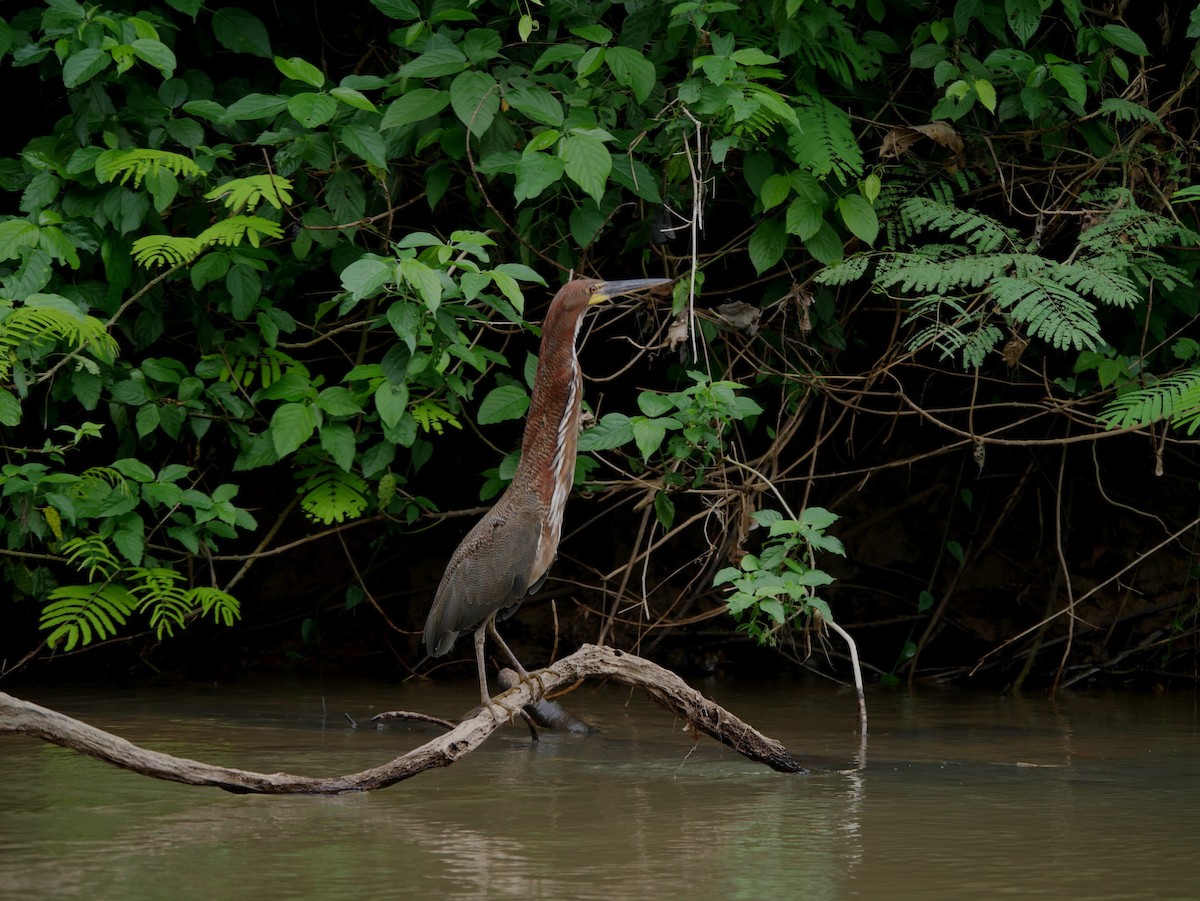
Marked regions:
[0,644,804,794]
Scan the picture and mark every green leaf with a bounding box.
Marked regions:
[63,49,110,88]
[288,92,338,128]
[275,55,326,88]
[514,153,565,204]
[974,78,997,113]
[748,217,787,274]
[560,134,611,203]
[320,422,357,471]
[604,46,656,103]
[450,70,500,138]
[398,46,467,78]
[760,174,791,211]
[0,388,20,427]
[341,256,392,300]
[212,8,272,57]
[374,382,409,429]
[654,491,676,530]
[224,93,289,121]
[330,87,379,113]
[130,39,176,74]
[1050,65,1087,106]
[339,124,388,169]
[637,392,675,417]
[578,412,633,451]
[381,89,450,129]
[478,385,530,424]
[633,418,667,460]
[837,194,879,244]
[398,258,443,311]
[505,85,563,126]
[1005,0,1041,45]
[270,403,317,457]
[1101,24,1149,56]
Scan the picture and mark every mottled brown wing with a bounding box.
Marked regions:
[423,502,544,658]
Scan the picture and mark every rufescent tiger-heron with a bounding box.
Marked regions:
[423,276,674,712]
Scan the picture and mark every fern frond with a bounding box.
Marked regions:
[411,400,462,434]
[94,149,204,187]
[0,297,119,381]
[197,216,285,249]
[298,465,370,524]
[787,92,864,181]
[1056,257,1141,308]
[190,587,241,627]
[876,252,1014,294]
[128,566,190,639]
[1078,206,1200,253]
[899,198,1018,252]
[1097,98,1161,126]
[40,583,138,651]
[1098,369,1200,433]
[815,253,873,286]
[204,175,295,214]
[59,536,122,580]
[991,275,1101,350]
[131,234,204,268]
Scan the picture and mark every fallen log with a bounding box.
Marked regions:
[0,644,805,795]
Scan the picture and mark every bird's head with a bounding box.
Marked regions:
[583,277,675,306]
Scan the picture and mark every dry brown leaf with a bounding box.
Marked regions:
[880,121,964,162]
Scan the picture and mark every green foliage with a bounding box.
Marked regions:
[819,191,1198,368]
[0,0,1195,676]
[714,508,845,646]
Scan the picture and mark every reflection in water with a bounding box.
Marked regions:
[1,679,1198,900]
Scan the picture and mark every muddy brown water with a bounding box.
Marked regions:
[1,677,1197,900]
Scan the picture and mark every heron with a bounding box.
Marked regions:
[423,276,674,713]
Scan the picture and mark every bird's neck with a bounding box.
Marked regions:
[514,305,586,512]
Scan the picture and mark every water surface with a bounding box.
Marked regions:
[1,678,1196,899]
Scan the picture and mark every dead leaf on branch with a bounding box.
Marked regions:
[880,121,964,167]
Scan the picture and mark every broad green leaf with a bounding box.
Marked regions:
[578,412,634,451]
[974,78,997,113]
[131,39,176,74]
[288,92,338,128]
[637,392,674,417]
[320,422,357,471]
[837,194,879,244]
[1101,24,1149,56]
[340,256,393,300]
[633,418,667,460]
[478,385,530,424]
[224,93,289,121]
[654,491,675,530]
[1050,64,1087,106]
[275,55,325,88]
[381,89,450,129]
[604,46,656,103]
[803,222,844,265]
[760,173,791,211]
[505,85,564,126]
[1004,0,1041,45]
[63,49,109,88]
[374,382,409,429]
[330,87,379,113]
[270,403,317,457]
[609,156,661,203]
[399,258,443,311]
[0,220,40,261]
[212,8,272,57]
[398,46,467,78]
[514,152,564,203]
[0,388,20,427]
[339,124,389,169]
[560,134,611,203]
[748,217,787,274]
[450,70,500,137]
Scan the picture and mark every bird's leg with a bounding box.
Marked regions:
[474,623,516,723]
[487,620,548,701]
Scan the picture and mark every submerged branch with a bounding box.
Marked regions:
[0,644,804,795]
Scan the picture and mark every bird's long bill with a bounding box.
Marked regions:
[589,277,674,305]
